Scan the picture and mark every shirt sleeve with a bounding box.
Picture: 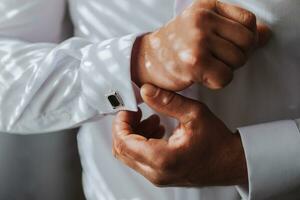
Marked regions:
[236,120,300,200]
[0,35,140,134]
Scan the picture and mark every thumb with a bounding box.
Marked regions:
[256,22,272,47]
[140,84,197,123]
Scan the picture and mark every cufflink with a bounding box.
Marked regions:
[106,92,124,109]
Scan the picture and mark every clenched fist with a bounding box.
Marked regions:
[132,0,271,90]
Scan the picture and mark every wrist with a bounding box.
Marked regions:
[221,132,248,185]
[131,34,151,87]
[208,131,248,186]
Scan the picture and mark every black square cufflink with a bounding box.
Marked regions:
[106,92,124,109]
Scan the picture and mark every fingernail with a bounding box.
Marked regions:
[141,84,157,97]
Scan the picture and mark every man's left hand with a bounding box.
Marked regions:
[112,84,248,187]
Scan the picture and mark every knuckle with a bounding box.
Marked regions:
[160,90,176,106]
[186,47,207,70]
[196,8,213,23]
[212,72,233,90]
[152,87,161,99]
[151,175,170,187]
[176,137,194,152]
[240,11,256,27]
[194,103,207,117]
[214,70,234,89]
[188,102,208,120]
[235,54,247,67]
[191,9,213,29]
[184,52,200,69]
[240,32,256,51]
[214,79,230,89]
[231,51,247,67]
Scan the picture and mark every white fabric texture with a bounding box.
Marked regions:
[0,0,300,200]
[0,1,138,133]
[237,120,300,200]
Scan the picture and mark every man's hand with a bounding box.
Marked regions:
[112,84,248,187]
[131,0,271,91]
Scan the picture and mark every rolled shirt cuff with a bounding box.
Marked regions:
[237,120,300,200]
[80,34,140,114]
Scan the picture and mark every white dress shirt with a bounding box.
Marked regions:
[0,0,300,199]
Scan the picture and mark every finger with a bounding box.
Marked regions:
[144,125,166,139]
[194,55,233,89]
[141,84,198,123]
[256,22,272,47]
[113,110,147,159]
[216,1,272,48]
[212,12,256,53]
[154,125,166,139]
[114,109,142,134]
[113,112,168,166]
[216,0,256,32]
[209,34,247,69]
[113,108,169,167]
[136,115,161,138]
[113,134,169,167]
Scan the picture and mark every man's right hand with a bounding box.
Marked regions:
[131,0,271,91]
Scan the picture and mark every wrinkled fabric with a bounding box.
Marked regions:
[0,0,139,133]
[0,0,300,200]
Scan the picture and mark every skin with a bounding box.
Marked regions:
[112,0,272,187]
[112,84,248,187]
[131,0,271,91]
